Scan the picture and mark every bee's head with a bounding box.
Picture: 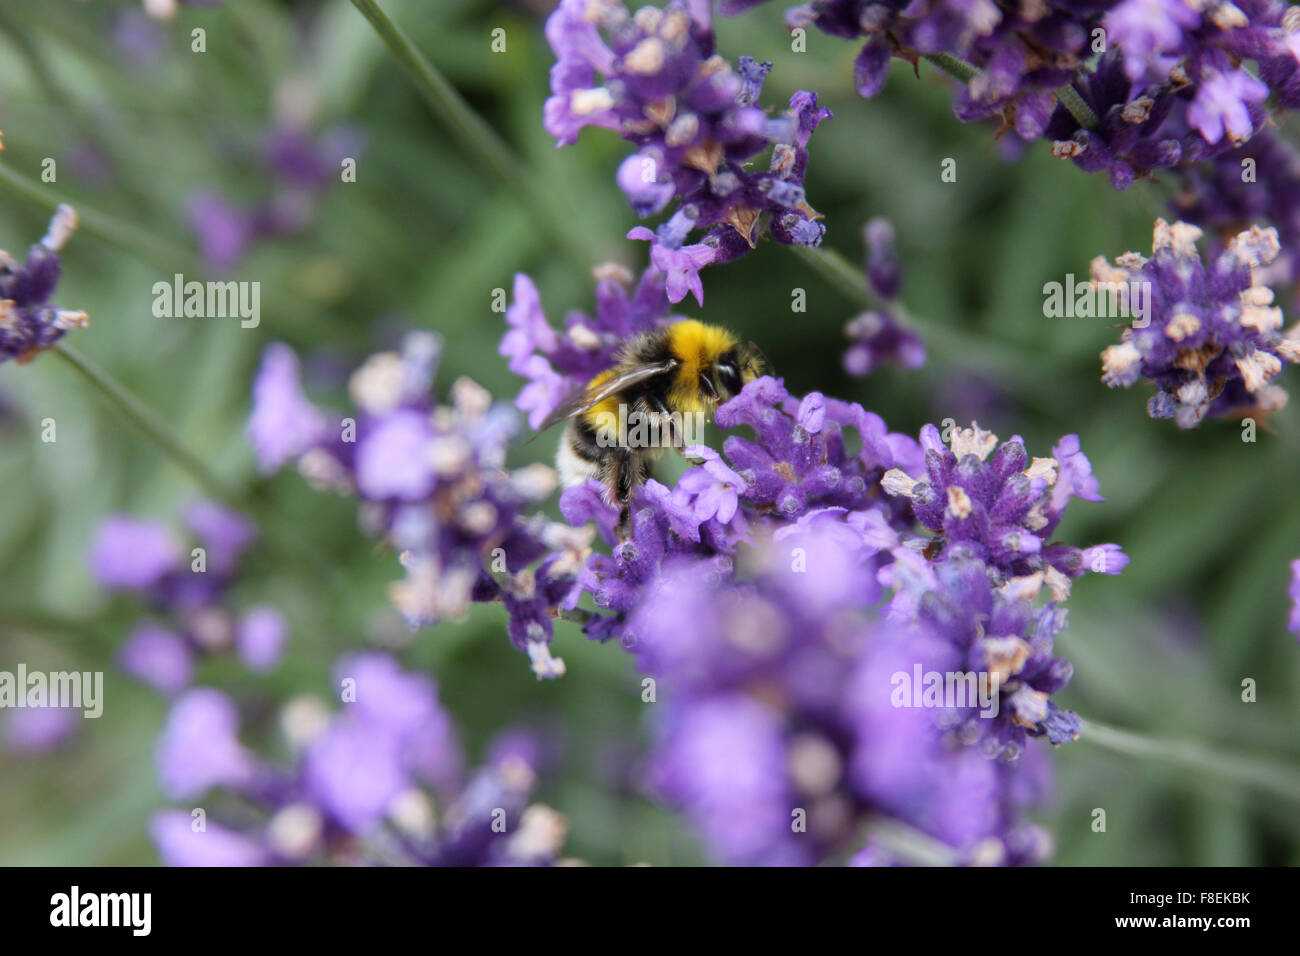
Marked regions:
[712,341,770,400]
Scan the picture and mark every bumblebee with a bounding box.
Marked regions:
[537,319,768,534]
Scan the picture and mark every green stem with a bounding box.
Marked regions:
[52,343,236,504]
[1056,83,1100,131]
[1078,718,1300,808]
[346,0,599,268]
[557,606,594,625]
[0,161,198,275]
[921,52,980,85]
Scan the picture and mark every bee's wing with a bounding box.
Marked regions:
[533,359,678,435]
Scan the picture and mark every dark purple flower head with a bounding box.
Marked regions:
[1172,129,1300,291]
[844,310,926,376]
[544,0,829,286]
[1098,219,1298,427]
[576,406,1129,865]
[880,422,1125,590]
[728,0,1294,208]
[0,205,87,364]
[863,217,902,299]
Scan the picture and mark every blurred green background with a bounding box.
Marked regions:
[0,0,1297,865]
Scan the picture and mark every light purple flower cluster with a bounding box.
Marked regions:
[545,0,830,302]
[634,536,1058,866]
[149,653,569,866]
[560,377,923,640]
[502,264,678,429]
[541,370,1124,862]
[844,218,925,376]
[187,120,363,271]
[247,333,586,678]
[878,422,1129,750]
[3,706,81,754]
[0,205,87,364]
[1099,219,1299,427]
[89,501,285,694]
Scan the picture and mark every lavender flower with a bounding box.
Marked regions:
[155,688,256,799]
[151,813,267,867]
[3,706,79,754]
[755,0,1098,132]
[879,423,1125,596]
[562,378,924,638]
[632,520,1058,865]
[247,343,330,473]
[149,654,570,866]
[844,311,926,376]
[544,0,829,294]
[89,517,183,592]
[91,501,285,691]
[247,333,583,677]
[539,360,1124,864]
[502,265,675,429]
[0,205,87,364]
[727,0,1298,207]
[844,218,924,375]
[1171,130,1300,290]
[119,622,194,694]
[1098,219,1299,426]
[863,216,902,300]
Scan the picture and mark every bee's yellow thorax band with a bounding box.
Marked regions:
[668,320,736,414]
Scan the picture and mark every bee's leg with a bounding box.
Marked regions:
[614,451,636,543]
